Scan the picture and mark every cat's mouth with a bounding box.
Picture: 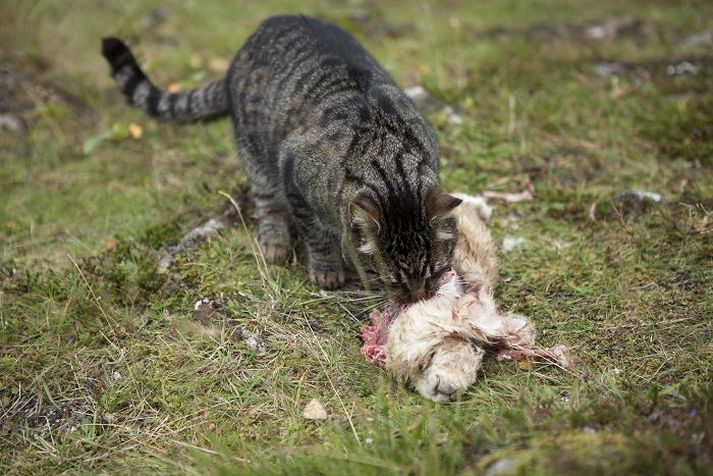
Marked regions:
[392,291,435,306]
[388,270,458,306]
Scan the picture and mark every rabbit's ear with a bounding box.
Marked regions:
[469,342,486,359]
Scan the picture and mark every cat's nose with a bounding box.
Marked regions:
[408,282,428,302]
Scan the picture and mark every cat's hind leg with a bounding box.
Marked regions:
[291,200,345,290]
[236,146,292,263]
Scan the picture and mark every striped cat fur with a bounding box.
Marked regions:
[102,15,461,301]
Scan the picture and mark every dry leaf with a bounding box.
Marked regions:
[303,398,327,420]
[104,238,118,252]
[129,123,143,139]
[189,55,203,69]
[517,359,533,370]
[208,57,229,73]
[167,82,181,93]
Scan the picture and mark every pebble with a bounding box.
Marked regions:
[303,398,328,420]
[502,236,527,252]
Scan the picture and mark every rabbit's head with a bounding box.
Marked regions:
[384,275,487,402]
[412,336,484,402]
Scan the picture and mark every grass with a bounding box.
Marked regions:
[1,0,712,474]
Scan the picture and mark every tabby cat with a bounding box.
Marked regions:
[101,15,461,302]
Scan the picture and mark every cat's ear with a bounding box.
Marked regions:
[426,187,462,223]
[349,194,381,234]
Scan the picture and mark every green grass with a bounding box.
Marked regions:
[1,0,712,474]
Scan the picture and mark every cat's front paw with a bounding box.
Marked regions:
[260,240,291,264]
[309,267,345,290]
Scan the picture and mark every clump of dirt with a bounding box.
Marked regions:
[0,393,100,440]
[192,297,266,353]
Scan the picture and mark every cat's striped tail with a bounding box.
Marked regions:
[101,37,229,123]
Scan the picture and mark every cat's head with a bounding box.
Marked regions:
[349,185,462,303]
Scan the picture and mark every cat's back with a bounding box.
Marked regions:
[230,15,438,195]
[242,15,388,81]
[230,14,398,115]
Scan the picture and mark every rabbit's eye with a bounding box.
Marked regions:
[418,350,436,372]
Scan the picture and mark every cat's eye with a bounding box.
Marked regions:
[432,267,447,281]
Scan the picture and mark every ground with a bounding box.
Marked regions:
[1,0,712,474]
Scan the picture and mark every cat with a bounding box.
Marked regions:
[101,15,461,302]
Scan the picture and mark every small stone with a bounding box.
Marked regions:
[502,236,527,252]
[303,398,328,420]
[404,85,461,122]
[592,62,626,78]
[442,105,463,125]
[615,189,663,217]
[0,113,27,134]
[666,61,700,77]
[583,18,639,41]
[485,457,517,476]
[404,85,430,105]
[193,298,221,324]
[242,330,266,353]
[682,30,713,46]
